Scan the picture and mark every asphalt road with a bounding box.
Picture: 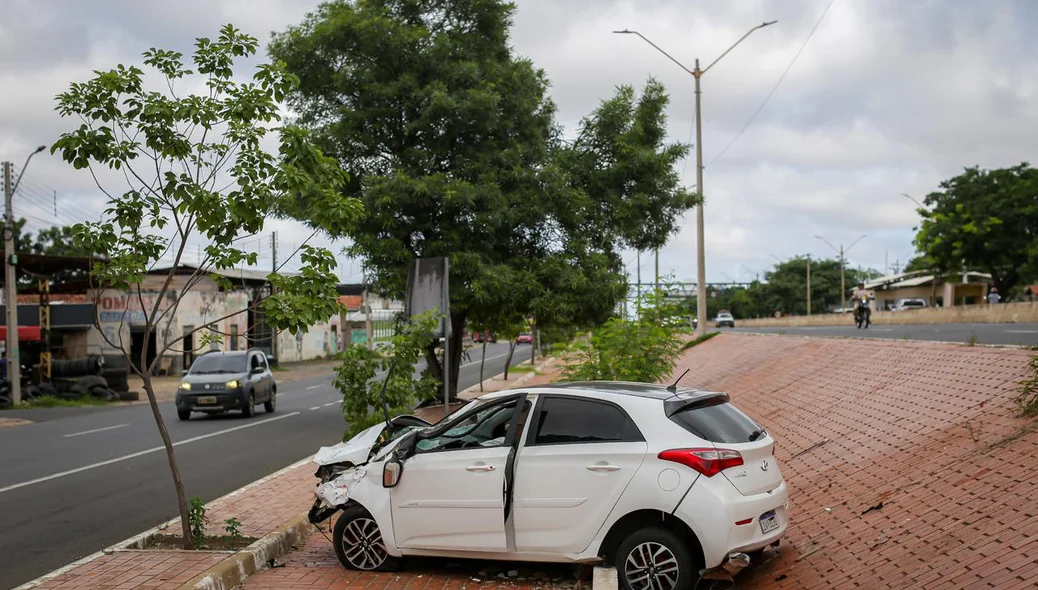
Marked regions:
[730,321,1038,346]
[0,342,530,590]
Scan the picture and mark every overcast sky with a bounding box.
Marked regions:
[2,0,1036,286]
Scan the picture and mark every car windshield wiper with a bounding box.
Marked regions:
[748,428,766,442]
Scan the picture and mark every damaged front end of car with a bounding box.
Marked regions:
[308,416,426,526]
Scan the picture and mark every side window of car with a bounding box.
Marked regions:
[416,398,530,453]
[529,397,643,446]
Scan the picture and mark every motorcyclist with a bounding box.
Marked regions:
[852,282,869,310]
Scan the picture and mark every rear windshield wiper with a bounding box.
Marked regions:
[748,428,766,442]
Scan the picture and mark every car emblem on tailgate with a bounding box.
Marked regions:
[760,460,769,472]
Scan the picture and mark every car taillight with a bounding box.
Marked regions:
[658,448,744,477]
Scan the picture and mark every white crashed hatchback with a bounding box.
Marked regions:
[308,382,788,590]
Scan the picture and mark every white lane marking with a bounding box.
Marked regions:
[461,353,508,368]
[309,406,321,411]
[322,401,338,407]
[1006,330,1038,334]
[63,423,129,438]
[306,385,322,390]
[0,412,301,495]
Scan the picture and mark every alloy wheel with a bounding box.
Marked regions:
[340,517,388,570]
[624,541,680,590]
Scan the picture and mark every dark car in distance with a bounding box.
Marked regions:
[175,350,276,420]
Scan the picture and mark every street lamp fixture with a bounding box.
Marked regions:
[614,21,776,337]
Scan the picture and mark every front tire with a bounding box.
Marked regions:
[242,392,255,417]
[332,506,400,572]
[264,389,276,413]
[177,408,190,421]
[616,527,695,590]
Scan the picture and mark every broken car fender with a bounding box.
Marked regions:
[313,461,402,557]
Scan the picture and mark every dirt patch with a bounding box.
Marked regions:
[141,534,258,551]
[0,417,33,428]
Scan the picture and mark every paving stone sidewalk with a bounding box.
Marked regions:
[675,334,1038,589]
[23,459,318,590]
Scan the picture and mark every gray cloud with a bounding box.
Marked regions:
[1,0,1035,287]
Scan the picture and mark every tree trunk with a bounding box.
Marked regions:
[141,372,193,548]
[424,311,467,402]
[479,339,487,392]
[503,340,516,379]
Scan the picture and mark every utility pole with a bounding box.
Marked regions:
[615,20,776,337]
[654,247,660,294]
[815,234,866,312]
[3,162,19,405]
[362,267,373,350]
[693,57,706,335]
[806,256,812,315]
[4,147,47,405]
[636,250,641,315]
[270,232,278,361]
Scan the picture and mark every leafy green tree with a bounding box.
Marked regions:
[334,310,440,439]
[913,163,1038,296]
[51,25,359,548]
[559,288,686,383]
[270,0,694,399]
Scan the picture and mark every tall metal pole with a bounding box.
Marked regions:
[442,257,451,418]
[612,23,775,336]
[694,59,706,336]
[3,162,19,405]
[806,256,812,315]
[840,245,846,312]
[270,232,278,361]
[654,247,660,293]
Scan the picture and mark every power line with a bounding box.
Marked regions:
[707,0,838,168]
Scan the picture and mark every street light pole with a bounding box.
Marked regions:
[4,145,46,406]
[615,21,776,336]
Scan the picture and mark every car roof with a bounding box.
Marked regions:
[198,350,250,357]
[481,380,722,400]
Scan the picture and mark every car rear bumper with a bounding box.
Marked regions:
[175,390,247,412]
[673,478,789,569]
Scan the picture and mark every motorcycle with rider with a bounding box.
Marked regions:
[852,282,871,329]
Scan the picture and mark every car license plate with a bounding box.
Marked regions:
[196,396,217,405]
[759,510,779,534]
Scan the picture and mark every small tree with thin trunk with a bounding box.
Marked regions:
[51,25,360,548]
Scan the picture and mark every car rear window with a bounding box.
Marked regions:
[669,400,761,443]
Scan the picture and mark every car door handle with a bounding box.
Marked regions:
[466,464,496,472]
[586,464,621,472]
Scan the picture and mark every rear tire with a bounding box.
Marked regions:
[332,506,401,572]
[616,527,695,590]
[177,408,191,421]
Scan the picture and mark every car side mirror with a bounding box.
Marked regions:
[252,366,264,374]
[181,369,188,376]
[383,456,403,488]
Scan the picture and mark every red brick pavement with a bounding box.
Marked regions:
[669,334,1038,590]
[241,531,582,590]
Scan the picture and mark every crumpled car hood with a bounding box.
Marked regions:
[313,422,388,466]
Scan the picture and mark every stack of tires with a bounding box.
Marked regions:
[21,355,140,402]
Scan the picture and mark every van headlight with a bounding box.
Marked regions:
[225,379,241,390]
[179,382,191,391]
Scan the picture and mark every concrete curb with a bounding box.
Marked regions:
[13,455,316,590]
[177,513,314,590]
[592,566,618,590]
